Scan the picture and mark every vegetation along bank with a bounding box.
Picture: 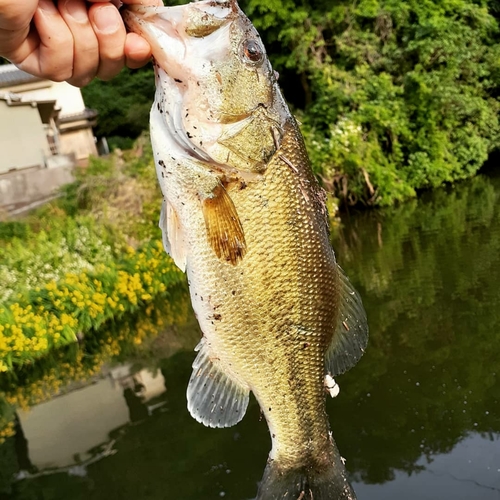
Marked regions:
[0,142,185,373]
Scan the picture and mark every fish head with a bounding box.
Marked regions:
[123,0,288,174]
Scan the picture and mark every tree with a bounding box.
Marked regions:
[81,67,155,149]
[242,0,500,206]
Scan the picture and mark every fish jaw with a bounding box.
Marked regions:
[122,3,234,84]
[123,5,230,166]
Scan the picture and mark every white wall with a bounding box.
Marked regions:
[18,82,86,116]
[0,101,49,174]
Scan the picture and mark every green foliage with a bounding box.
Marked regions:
[58,139,161,241]
[81,67,155,144]
[0,222,30,241]
[242,0,500,205]
[74,0,500,205]
[0,213,116,304]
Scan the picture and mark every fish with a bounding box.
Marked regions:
[123,2,368,499]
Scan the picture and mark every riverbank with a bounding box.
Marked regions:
[0,140,185,373]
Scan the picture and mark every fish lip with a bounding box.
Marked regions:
[123,7,216,165]
[122,1,236,32]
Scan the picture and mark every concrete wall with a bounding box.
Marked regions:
[60,126,98,162]
[0,159,74,211]
[4,79,98,163]
[0,101,50,174]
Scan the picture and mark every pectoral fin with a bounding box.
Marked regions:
[187,339,250,428]
[159,199,187,272]
[325,265,369,377]
[201,183,246,265]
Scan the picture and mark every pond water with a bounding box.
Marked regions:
[1,171,500,499]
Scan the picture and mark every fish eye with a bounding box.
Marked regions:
[242,39,264,64]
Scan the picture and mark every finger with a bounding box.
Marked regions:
[125,32,151,69]
[0,26,32,61]
[0,0,38,61]
[17,0,74,82]
[122,0,161,68]
[0,1,37,31]
[58,0,99,87]
[89,3,126,80]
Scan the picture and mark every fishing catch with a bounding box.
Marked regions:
[123,1,368,498]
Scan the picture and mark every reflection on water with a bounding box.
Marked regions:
[354,433,500,500]
[1,173,500,499]
[18,365,166,473]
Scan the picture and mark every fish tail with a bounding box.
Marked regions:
[256,445,356,500]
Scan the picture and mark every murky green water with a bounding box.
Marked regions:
[1,172,500,499]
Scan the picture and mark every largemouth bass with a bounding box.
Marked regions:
[123,2,368,498]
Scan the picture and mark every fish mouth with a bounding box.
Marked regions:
[122,6,187,77]
[122,2,235,72]
[122,3,237,165]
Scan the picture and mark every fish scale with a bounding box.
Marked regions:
[187,119,338,467]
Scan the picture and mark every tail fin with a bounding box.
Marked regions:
[256,452,357,500]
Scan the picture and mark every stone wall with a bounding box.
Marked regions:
[0,156,75,213]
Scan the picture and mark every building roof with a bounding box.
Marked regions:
[58,108,98,124]
[0,92,58,123]
[0,63,42,88]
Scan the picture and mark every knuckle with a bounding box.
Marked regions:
[67,77,91,88]
[50,71,73,83]
[102,51,125,65]
[41,60,74,82]
[97,68,121,81]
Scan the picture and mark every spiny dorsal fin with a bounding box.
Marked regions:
[201,183,246,265]
[159,199,187,272]
[187,339,250,428]
[325,265,369,377]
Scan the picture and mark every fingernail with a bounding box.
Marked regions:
[93,5,121,34]
[64,0,88,23]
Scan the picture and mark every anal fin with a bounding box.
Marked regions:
[201,183,246,265]
[325,265,369,377]
[187,339,250,428]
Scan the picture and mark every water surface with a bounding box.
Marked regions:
[1,173,499,499]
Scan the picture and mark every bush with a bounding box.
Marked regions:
[81,67,155,143]
[243,0,500,205]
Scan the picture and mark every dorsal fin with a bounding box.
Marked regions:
[159,199,187,272]
[187,339,250,428]
[325,265,369,377]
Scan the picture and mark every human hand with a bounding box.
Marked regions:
[0,0,163,87]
